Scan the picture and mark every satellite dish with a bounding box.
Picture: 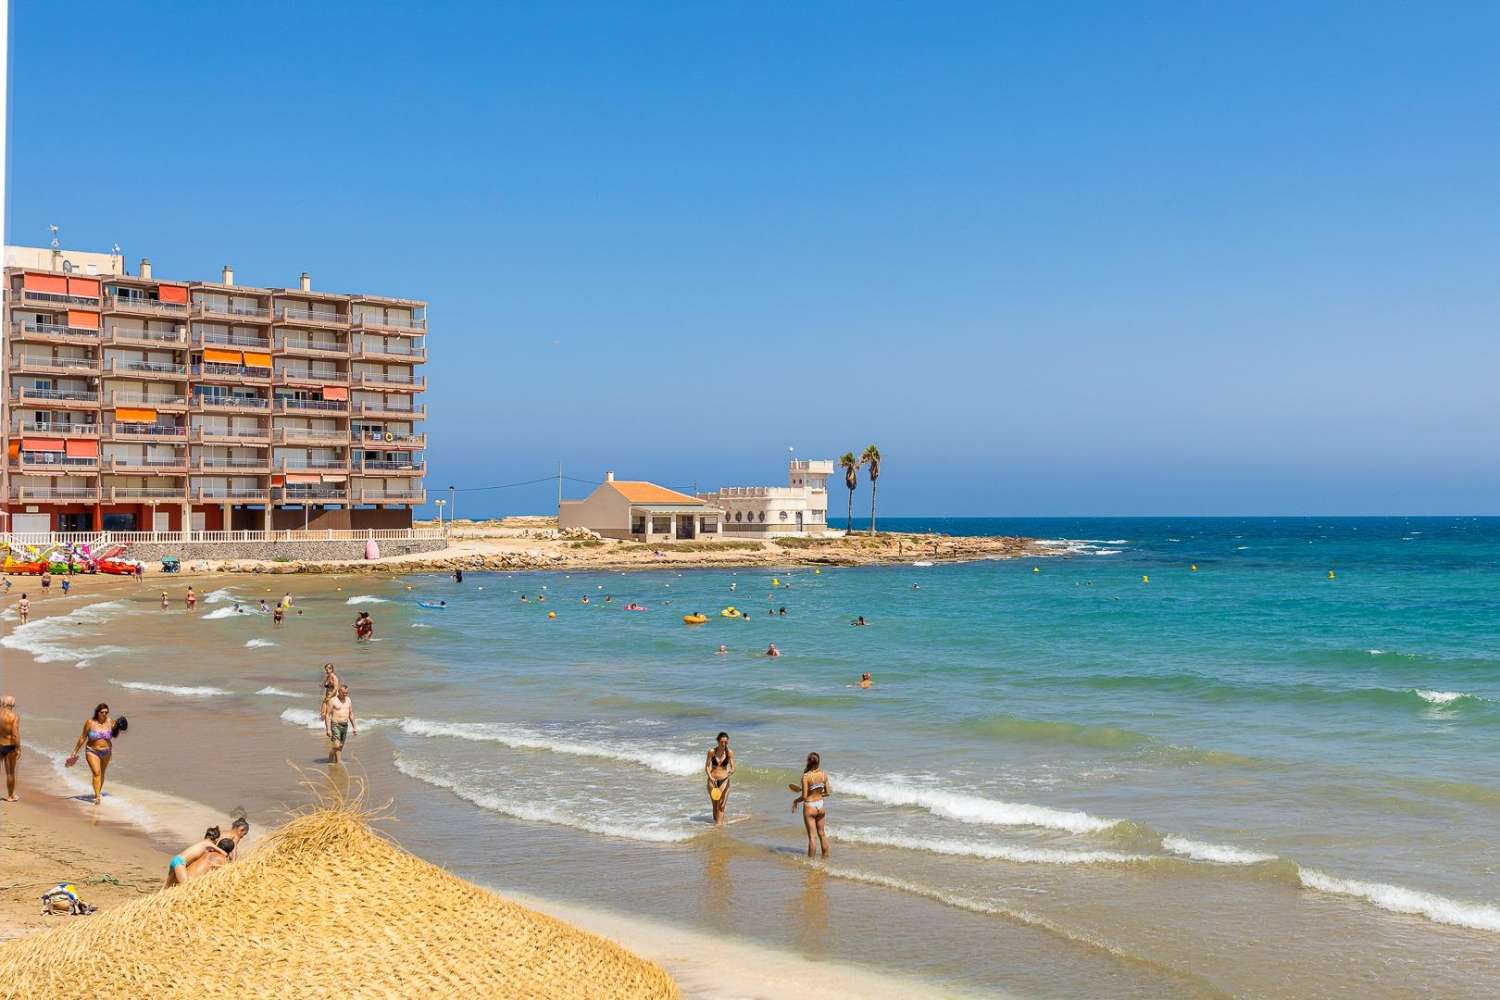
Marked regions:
[62,260,74,274]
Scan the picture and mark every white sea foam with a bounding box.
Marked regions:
[281,708,326,729]
[245,638,277,649]
[393,755,697,843]
[110,680,230,698]
[1414,689,1472,705]
[410,622,433,628]
[201,606,243,620]
[1299,869,1500,933]
[842,827,1145,865]
[0,600,134,666]
[204,588,238,604]
[1161,836,1276,865]
[1367,649,1385,656]
[345,595,389,605]
[256,686,306,698]
[838,776,1118,834]
[398,718,702,776]
[1093,549,1122,556]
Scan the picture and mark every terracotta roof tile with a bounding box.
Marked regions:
[606,481,704,505]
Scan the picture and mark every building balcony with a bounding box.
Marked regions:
[12,421,100,438]
[353,487,426,504]
[277,458,350,473]
[192,302,272,322]
[18,288,101,309]
[192,457,272,475]
[10,319,102,345]
[356,459,425,476]
[354,372,425,392]
[350,313,426,335]
[9,355,101,377]
[103,325,188,348]
[193,485,270,502]
[105,359,190,380]
[273,306,349,330]
[101,456,190,474]
[353,341,426,363]
[191,394,271,413]
[275,485,349,503]
[274,426,349,445]
[11,455,100,474]
[104,295,189,318]
[191,426,270,444]
[194,328,272,351]
[275,335,349,358]
[10,387,100,409]
[108,392,189,413]
[354,401,426,420]
[352,431,426,450]
[9,484,99,502]
[194,362,272,384]
[105,422,188,442]
[276,368,350,388]
[277,398,349,415]
[106,484,188,502]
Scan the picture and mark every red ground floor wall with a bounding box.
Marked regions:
[1,504,411,532]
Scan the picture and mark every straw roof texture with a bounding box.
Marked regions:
[0,809,680,999]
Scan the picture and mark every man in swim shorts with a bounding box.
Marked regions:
[0,695,20,801]
[325,685,357,764]
[16,594,28,625]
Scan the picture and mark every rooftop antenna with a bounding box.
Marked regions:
[48,224,60,249]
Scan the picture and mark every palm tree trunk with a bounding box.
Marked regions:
[846,490,854,533]
[869,484,877,536]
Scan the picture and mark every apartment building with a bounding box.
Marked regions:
[3,249,427,533]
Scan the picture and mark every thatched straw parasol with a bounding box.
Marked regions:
[0,808,680,999]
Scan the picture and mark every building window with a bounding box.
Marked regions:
[758,511,766,522]
[632,517,645,534]
[735,511,743,522]
[652,516,671,534]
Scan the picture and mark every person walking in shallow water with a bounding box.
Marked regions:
[0,695,20,801]
[793,752,831,858]
[325,685,357,764]
[67,703,126,805]
[705,732,736,827]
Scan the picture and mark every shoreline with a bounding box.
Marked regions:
[0,591,968,999]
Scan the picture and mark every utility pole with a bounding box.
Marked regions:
[557,463,563,512]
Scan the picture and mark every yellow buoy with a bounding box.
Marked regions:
[1142,575,1149,584]
[547,611,556,619]
[1032,566,1040,574]
[1328,570,1336,579]
[1191,564,1197,572]
[772,578,780,587]
[814,568,821,574]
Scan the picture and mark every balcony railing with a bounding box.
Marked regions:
[354,431,426,448]
[105,294,188,316]
[192,394,271,410]
[195,329,272,350]
[10,387,100,405]
[358,459,425,473]
[104,326,186,346]
[278,398,349,413]
[277,335,347,354]
[351,313,426,332]
[355,402,425,419]
[193,458,270,471]
[193,302,272,322]
[278,368,350,384]
[194,486,270,500]
[108,423,188,439]
[102,457,189,472]
[106,359,189,377]
[108,486,187,501]
[275,427,348,443]
[12,320,101,340]
[355,372,425,390]
[20,289,100,308]
[13,422,100,436]
[278,486,349,501]
[278,458,349,471]
[192,426,269,442]
[196,362,272,380]
[14,454,100,470]
[275,306,347,326]
[111,392,189,408]
[9,486,99,501]
[356,489,427,501]
[11,355,100,374]
[354,341,426,361]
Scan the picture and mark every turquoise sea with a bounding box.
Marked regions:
[8,517,1500,997]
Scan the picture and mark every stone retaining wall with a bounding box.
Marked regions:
[127,539,448,563]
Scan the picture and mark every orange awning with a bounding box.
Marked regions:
[23,437,64,452]
[115,407,157,423]
[67,309,100,329]
[322,385,348,401]
[242,351,272,368]
[7,442,19,461]
[286,473,321,485]
[271,474,285,487]
[203,348,242,364]
[157,284,188,304]
[68,277,101,297]
[65,439,99,458]
[321,473,347,483]
[23,273,67,294]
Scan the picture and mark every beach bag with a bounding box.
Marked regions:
[39,883,95,916]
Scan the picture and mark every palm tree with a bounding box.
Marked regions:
[839,452,860,533]
[861,444,881,535]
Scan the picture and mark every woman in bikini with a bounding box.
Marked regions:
[793,752,831,857]
[66,703,127,805]
[705,732,736,827]
[319,664,340,725]
[186,816,251,879]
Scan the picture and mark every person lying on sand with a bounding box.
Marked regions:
[165,826,227,888]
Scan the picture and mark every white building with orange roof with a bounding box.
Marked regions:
[559,472,725,542]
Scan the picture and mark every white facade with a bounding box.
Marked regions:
[698,459,833,536]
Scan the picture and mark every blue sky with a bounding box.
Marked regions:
[10,2,1500,515]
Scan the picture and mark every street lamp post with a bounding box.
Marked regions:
[435,498,446,535]
[448,485,455,526]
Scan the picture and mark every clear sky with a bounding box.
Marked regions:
[9,2,1500,516]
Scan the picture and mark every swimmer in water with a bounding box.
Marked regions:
[581,596,590,604]
[850,616,868,626]
[716,645,728,654]
[160,591,169,611]
[766,643,781,658]
[859,673,872,688]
